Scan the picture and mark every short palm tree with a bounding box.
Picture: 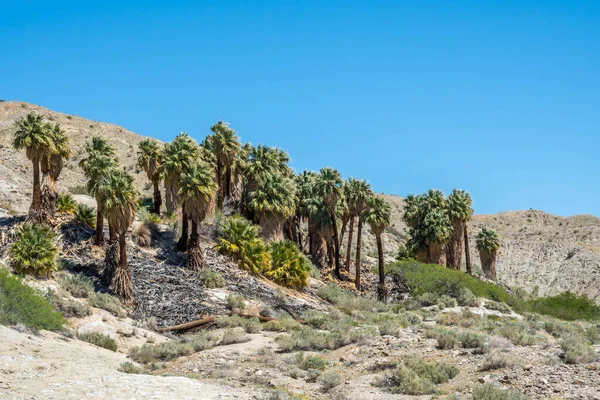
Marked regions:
[13,112,56,222]
[267,241,311,289]
[208,121,240,209]
[179,162,218,271]
[9,223,57,277]
[79,137,117,245]
[40,123,71,217]
[447,189,474,271]
[137,138,162,214]
[101,169,137,303]
[315,167,344,277]
[159,133,200,250]
[249,173,296,242]
[215,215,271,274]
[363,196,391,301]
[56,193,77,214]
[422,207,452,265]
[476,228,500,280]
[344,178,373,290]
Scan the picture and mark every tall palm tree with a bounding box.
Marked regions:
[208,121,240,209]
[159,133,199,250]
[179,162,218,271]
[315,167,344,277]
[101,169,137,304]
[476,228,500,280]
[345,178,373,288]
[137,139,162,214]
[446,189,474,271]
[249,173,296,241]
[80,137,117,245]
[13,112,56,222]
[294,170,318,252]
[363,196,391,301]
[40,123,71,217]
[305,196,333,268]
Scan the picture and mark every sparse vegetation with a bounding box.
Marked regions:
[318,371,341,391]
[129,331,218,363]
[225,294,246,312]
[216,315,261,333]
[560,333,596,364]
[378,357,459,395]
[78,332,118,351]
[88,292,125,317]
[58,272,94,298]
[473,384,529,400]
[220,328,249,345]
[198,269,225,288]
[47,289,91,318]
[480,350,517,371]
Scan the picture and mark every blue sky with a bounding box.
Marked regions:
[1,1,599,216]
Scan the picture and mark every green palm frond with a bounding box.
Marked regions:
[345,177,373,216]
[363,196,392,235]
[13,112,55,161]
[476,228,500,252]
[56,193,77,214]
[98,169,137,234]
[215,215,271,274]
[9,223,57,277]
[316,167,343,211]
[179,162,218,222]
[76,203,96,229]
[447,189,474,222]
[266,240,311,289]
[249,173,296,219]
[137,138,161,181]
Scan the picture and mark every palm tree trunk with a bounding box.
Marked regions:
[216,163,224,209]
[376,233,387,302]
[103,225,118,285]
[259,212,284,242]
[464,225,472,275]
[326,239,334,268]
[187,221,204,271]
[296,217,303,250]
[94,200,105,245]
[152,179,162,215]
[224,166,232,200]
[331,211,341,277]
[165,180,174,214]
[340,218,348,248]
[480,249,497,280]
[345,216,355,269]
[27,158,44,222]
[355,219,363,291]
[111,232,133,304]
[40,174,58,218]
[447,219,465,270]
[177,207,189,251]
[429,242,446,265]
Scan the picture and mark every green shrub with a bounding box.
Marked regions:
[58,272,94,298]
[119,361,151,375]
[560,333,596,364]
[317,283,348,304]
[225,294,246,312]
[263,320,285,332]
[129,331,217,363]
[473,384,528,400]
[318,371,341,391]
[457,288,481,307]
[9,223,58,277]
[380,357,459,395]
[299,354,328,371]
[485,300,512,314]
[417,292,439,307]
[529,292,600,321]
[47,289,91,318]
[56,193,77,214]
[480,351,517,371]
[220,328,249,345]
[75,204,96,229]
[215,215,271,274]
[78,332,117,351]
[198,269,225,288]
[276,325,375,352]
[266,241,311,289]
[497,322,539,346]
[0,269,63,330]
[216,315,261,333]
[458,330,486,349]
[89,292,125,317]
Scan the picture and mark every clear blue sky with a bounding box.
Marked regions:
[2,1,599,216]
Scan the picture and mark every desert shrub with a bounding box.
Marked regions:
[89,292,125,317]
[457,287,481,307]
[198,269,225,288]
[0,269,63,330]
[75,204,96,229]
[220,328,249,345]
[216,315,261,333]
[130,331,217,363]
[529,292,600,321]
[78,332,117,351]
[378,320,401,336]
[318,371,341,391]
[58,272,94,298]
[215,215,271,274]
[480,351,517,371]
[9,223,57,277]
[485,300,512,314]
[317,283,348,304]
[47,289,91,318]
[417,292,440,307]
[560,333,596,364]
[380,357,459,395]
[497,322,539,346]
[119,361,150,375]
[276,325,375,352]
[265,241,311,289]
[132,222,151,247]
[434,329,459,349]
[225,294,246,312]
[298,354,328,371]
[438,312,462,326]
[473,384,528,400]
[263,320,285,332]
[458,330,486,349]
[56,193,77,214]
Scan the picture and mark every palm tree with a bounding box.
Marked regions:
[159,133,199,250]
[79,137,117,245]
[315,168,344,277]
[101,169,137,304]
[363,196,391,301]
[40,123,71,217]
[208,121,240,209]
[294,170,318,252]
[179,162,218,271]
[446,189,474,271]
[345,178,373,289]
[422,207,452,265]
[137,139,162,214]
[305,196,333,268]
[476,228,500,280]
[13,112,56,222]
[249,173,296,241]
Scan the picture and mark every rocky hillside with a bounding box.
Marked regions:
[1,101,599,302]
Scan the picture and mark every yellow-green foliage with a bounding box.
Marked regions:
[215,215,271,274]
[9,223,58,277]
[56,193,77,214]
[75,204,96,229]
[266,241,311,289]
[78,332,118,352]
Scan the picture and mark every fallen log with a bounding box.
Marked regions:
[158,315,216,333]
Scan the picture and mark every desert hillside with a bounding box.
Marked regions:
[1,101,599,302]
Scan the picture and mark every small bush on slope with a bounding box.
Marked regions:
[560,332,596,364]
[473,384,529,400]
[378,357,459,395]
[58,272,94,298]
[0,269,63,330]
[266,241,311,289]
[129,331,218,363]
[88,292,125,317]
[47,289,91,318]
[78,332,118,351]
[9,223,57,277]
